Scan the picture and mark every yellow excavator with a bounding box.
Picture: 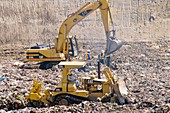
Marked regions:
[26,0,122,69]
[25,61,129,106]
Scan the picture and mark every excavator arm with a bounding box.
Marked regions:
[56,2,101,53]
[56,0,122,55]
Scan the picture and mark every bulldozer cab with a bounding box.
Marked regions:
[58,61,86,92]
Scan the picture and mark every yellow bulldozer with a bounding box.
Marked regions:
[25,61,129,106]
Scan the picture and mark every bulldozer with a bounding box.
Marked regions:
[25,61,129,106]
[26,0,122,69]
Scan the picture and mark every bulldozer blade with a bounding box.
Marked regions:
[113,77,128,104]
[115,77,128,96]
[105,38,123,55]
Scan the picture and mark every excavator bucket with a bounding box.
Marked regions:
[105,38,123,55]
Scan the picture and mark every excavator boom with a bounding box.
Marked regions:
[56,0,122,55]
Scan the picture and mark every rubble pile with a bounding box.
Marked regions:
[0,40,169,112]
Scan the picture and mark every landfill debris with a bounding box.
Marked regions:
[0,40,169,112]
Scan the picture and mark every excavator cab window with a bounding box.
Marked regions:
[69,36,79,57]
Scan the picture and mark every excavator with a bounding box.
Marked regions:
[25,61,129,106]
[26,0,122,69]
[25,0,129,107]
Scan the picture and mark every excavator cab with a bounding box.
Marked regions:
[69,35,79,57]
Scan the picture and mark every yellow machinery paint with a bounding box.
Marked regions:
[25,61,128,106]
[26,0,122,69]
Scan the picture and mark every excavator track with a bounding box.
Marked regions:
[39,61,60,69]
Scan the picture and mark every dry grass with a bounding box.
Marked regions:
[0,0,169,47]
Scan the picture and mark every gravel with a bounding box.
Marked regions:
[0,40,169,112]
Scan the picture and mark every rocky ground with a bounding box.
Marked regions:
[0,39,170,113]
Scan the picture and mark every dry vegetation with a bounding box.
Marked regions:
[0,0,169,47]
